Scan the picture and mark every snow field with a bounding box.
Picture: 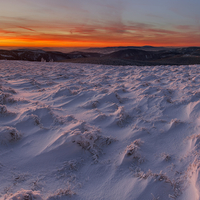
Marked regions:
[0,61,200,199]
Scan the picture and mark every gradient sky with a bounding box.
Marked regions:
[0,0,200,47]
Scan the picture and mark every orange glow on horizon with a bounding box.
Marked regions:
[1,21,200,48]
[1,37,200,48]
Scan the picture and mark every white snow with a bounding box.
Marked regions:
[0,55,13,58]
[0,60,200,199]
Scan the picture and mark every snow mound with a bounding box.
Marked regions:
[81,100,100,109]
[53,87,76,98]
[5,189,43,200]
[115,106,131,127]
[47,185,76,200]
[0,85,16,94]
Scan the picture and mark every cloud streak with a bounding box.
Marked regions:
[17,26,36,32]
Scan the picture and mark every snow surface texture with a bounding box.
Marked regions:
[0,60,200,199]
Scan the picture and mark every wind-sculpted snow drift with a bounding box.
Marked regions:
[1,60,200,199]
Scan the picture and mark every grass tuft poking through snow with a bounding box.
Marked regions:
[116,106,131,127]
[0,92,10,104]
[0,126,21,144]
[125,139,144,163]
[70,128,116,161]
[47,183,76,199]
[0,105,7,114]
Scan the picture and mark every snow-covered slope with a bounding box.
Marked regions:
[1,60,200,200]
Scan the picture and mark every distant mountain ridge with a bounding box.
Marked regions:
[0,49,101,62]
[84,46,169,54]
[0,46,200,65]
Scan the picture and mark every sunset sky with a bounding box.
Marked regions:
[1,0,200,48]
